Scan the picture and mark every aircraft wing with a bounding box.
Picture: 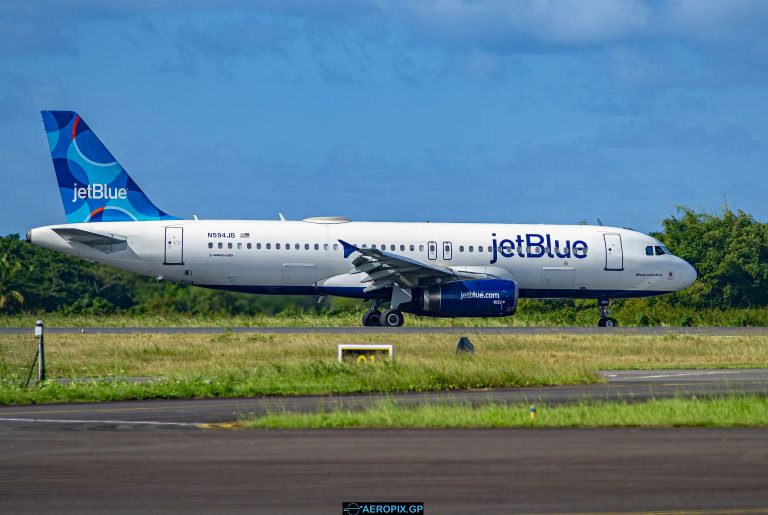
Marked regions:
[339,239,458,292]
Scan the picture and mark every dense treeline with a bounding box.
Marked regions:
[1,207,767,318]
[0,235,320,316]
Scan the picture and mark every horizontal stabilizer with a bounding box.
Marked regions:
[53,227,126,244]
[52,227,127,254]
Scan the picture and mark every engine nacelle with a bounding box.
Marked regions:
[403,279,518,318]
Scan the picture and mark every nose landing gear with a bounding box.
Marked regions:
[598,298,618,327]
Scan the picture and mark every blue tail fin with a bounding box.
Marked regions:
[41,110,179,223]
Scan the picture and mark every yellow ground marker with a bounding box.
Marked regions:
[196,422,242,430]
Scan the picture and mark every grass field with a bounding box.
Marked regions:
[3,301,768,327]
[242,396,768,429]
[2,332,768,404]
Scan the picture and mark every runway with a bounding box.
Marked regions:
[1,325,768,335]
[1,370,767,513]
[1,428,767,514]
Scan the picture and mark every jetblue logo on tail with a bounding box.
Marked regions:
[71,183,128,202]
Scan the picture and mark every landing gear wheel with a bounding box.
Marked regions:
[362,310,382,327]
[597,299,617,327]
[380,308,404,327]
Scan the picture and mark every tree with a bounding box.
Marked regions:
[0,253,24,311]
[656,207,768,308]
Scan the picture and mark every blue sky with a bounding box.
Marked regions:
[2,0,767,235]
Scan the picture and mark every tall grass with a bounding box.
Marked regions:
[3,300,768,327]
[243,396,768,429]
[2,332,768,404]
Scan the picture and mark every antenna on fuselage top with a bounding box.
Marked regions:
[596,217,604,226]
[279,212,286,221]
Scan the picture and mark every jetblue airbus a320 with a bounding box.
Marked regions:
[27,111,697,327]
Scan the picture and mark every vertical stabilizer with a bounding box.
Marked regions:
[41,110,179,223]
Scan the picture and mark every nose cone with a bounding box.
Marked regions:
[680,260,697,289]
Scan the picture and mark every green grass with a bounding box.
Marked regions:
[242,396,768,429]
[3,332,768,404]
[3,301,768,327]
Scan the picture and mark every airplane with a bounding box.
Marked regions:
[26,111,697,327]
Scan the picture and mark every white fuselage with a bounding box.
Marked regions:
[28,218,697,302]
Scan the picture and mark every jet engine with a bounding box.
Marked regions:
[402,279,518,318]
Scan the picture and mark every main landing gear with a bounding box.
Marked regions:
[597,298,618,327]
[362,300,405,327]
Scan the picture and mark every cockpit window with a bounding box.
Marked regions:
[655,246,665,256]
[645,246,653,256]
[660,244,673,255]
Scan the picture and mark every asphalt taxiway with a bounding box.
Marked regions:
[2,428,767,514]
[1,369,767,513]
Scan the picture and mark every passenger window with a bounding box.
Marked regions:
[391,245,395,251]
[410,245,415,251]
[469,246,474,252]
[419,245,424,252]
[459,246,464,252]
[276,243,281,249]
[237,242,242,249]
[372,244,377,249]
[323,243,328,250]
[227,243,233,249]
[362,244,368,248]
[333,243,338,250]
[295,243,300,250]
[655,246,665,256]
[218,242,223,249]
[208,242,213,249]
[399,245,404,251]
[478,246,483,253]
[314,244,319,250]
[305,243,310,250]
[646,246,653,256]
[488,246,492,252]
[247,243,252,249]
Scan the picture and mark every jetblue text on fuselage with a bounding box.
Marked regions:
[71,183,128,202]
[490,233,588,264]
